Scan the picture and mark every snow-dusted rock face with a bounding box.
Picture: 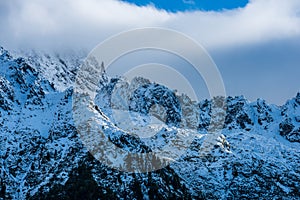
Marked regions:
[0,46,300,199]
[279,93,300,142]
[129,83,182,126]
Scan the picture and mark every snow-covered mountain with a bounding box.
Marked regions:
[0,46,299,199]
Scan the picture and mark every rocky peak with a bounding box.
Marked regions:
[296,92,300,104]
[0,46,12,61]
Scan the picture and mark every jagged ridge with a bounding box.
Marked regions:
[0,46,299,199]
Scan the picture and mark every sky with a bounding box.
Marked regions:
[0,0,300,105]
[122,0,249,12]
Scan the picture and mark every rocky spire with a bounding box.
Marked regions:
[100,61,105,74]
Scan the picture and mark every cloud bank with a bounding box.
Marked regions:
[1,0,300,104]
[0,0,171,51]
[0,0,299,51]
[170,0,300,49]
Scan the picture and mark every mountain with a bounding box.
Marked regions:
[0,46,299,199]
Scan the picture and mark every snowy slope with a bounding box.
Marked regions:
[0,46,300,199]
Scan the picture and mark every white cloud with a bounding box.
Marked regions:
[1,0,300,51]
[1,0,300,104]
[169,0,300,50]
[0,0,173,51]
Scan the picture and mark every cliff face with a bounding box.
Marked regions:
[0,47,299,199]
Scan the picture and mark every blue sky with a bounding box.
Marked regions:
[122,0,249,12]
[0,0,300,105]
